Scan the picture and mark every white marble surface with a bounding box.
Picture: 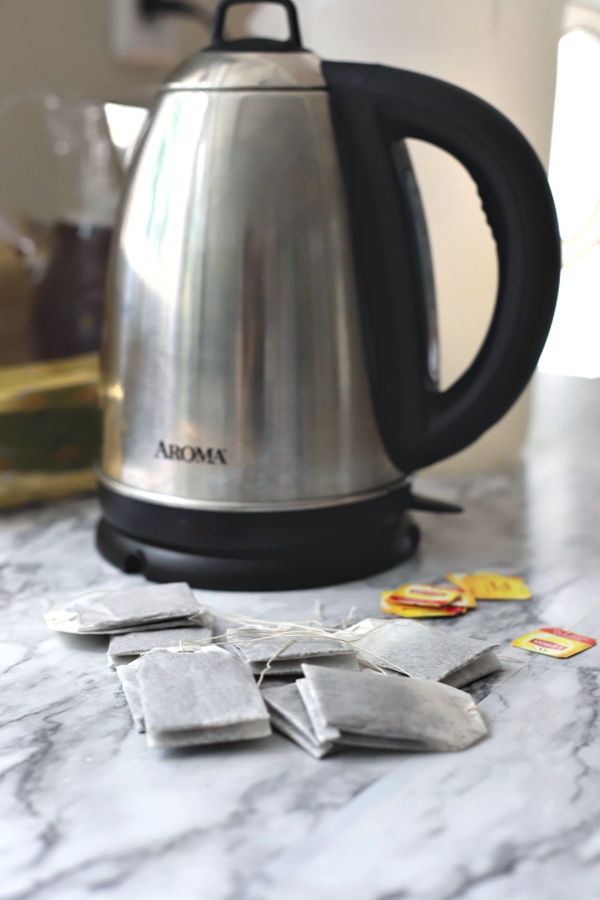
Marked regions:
[1,373,600,900]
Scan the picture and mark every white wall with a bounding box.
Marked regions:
[0,0,211,100]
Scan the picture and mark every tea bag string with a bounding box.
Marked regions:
[181,616,393,652]
[203,609,328,631]
[180,626,354,653]
[202,602,358,633]
[181,613,365,652]
[252,631,399,686]
[179,628,392,682]
[256,638,297,687]
[180,617,401,680]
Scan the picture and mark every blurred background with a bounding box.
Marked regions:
[0,0,599,506]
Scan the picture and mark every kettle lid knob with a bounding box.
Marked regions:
[163,0,325,92]
[210,0,303,53]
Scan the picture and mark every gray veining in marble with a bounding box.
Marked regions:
[0,374,599,899]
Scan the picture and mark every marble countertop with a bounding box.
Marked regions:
[1,373,600,900]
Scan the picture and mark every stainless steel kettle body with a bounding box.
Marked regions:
[97,0,561,590]
[100,53,403,511]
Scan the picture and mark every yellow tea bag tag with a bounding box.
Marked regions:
[450,591,477,610]
[448,572,531,601]
[445,577,478,609]
[381,596,467,618]
[512,627,596,658]
[381,583,461,609]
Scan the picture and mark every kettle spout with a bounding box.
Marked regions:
[103,103,149,171]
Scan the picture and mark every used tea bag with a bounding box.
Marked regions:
[107,625,213,667]
[136,646,271,749]
[442,650,503,688]
[226,626,352,666]
[262,682,334,758]
[116,661,145,733]
[44,582,206,634]
[249,652,360,678]
[343,618,500,684]
[298,664,488,752]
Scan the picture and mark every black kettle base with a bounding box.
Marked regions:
[96,485,420,592]
[96,517,419,592]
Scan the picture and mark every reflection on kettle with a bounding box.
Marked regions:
[96,0,561,591]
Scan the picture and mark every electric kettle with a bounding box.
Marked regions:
[97,0,561,590]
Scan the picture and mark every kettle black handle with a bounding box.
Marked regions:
[211,0,302,48]
[323,61,561,472]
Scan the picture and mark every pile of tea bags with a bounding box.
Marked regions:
[263,666,487,758]
[45,583,271,748]
[44,583,503,757]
